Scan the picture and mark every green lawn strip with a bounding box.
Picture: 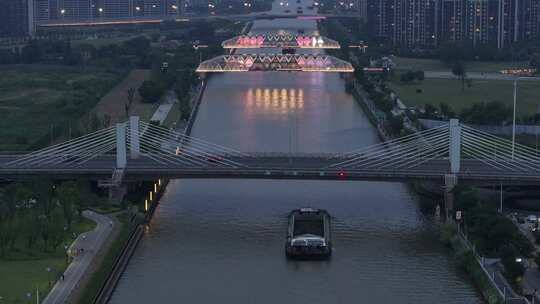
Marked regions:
[388,78,540,116]
[162,101,181,128]
[393,57,528,73]
[0,258,65,303]
[0,64,125,151]
[135,103,160,121]
[76,213,134,304]
[0,216,97,303]
[441,224,503,304]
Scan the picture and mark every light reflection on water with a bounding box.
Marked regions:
[246,87,304,114]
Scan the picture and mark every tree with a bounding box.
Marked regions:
[530,53,540,69]
[451,61,467,92]
[423,103,438,118]
[126,87,136,116]
[138,80,164,103]
[21,40,43,64]
[121,36,151,57]
[414,70,425,81]
[56,182,79,230]
[400,71,415,84]
[388,115,404,135]
[439,102,455,118]
[460,101,510,125]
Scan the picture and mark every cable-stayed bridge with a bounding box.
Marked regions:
[1,117,540,185]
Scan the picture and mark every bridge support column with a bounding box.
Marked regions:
[129,116,140,159]
[449,118,461,174]
[116,123,127,169]
[444,174,458,221]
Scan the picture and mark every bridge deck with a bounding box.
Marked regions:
[2,154,540,184]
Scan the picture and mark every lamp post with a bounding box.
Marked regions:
[511,76,529,160]
[193,41,208,64]
[46,267,52,287]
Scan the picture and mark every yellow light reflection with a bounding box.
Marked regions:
[246,87,304,114]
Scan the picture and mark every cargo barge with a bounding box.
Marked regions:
[285,208,332,259]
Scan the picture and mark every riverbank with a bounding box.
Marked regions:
[86,77,207,303]
[440,224,504,304]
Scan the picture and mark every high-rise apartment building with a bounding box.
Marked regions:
[439,0,465,42]
[1,0,34,37]
[32,0,182,24]
[368,0,437,47]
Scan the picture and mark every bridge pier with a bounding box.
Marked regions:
[444,174,458,221]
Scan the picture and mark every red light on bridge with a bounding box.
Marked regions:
[338,171,346,178]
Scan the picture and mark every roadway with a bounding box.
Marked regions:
[42,210,113,304]
[425,71,540,81]
[2,154,540,184]
[36,12,359,29]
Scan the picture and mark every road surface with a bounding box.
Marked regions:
[42,210,114,304]
[425,71,540,81]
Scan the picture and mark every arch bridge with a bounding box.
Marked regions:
[221,34,340,49]
[196,54,354,72]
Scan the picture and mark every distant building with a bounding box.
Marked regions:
[368,0,437,47]
[32,0,182,24]
[367,0,540,48]
[1,0,34,37]
[439,0,465,43]
[520,0,540,40]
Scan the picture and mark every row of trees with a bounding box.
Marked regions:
[0,180,93,258]
[399,70,425,83]
[420,101,512,125]
[0,35,153,68]
[453,186,533,284]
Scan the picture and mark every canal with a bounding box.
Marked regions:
[109,2,484,303]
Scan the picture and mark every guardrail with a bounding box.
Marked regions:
[458,228,530,304]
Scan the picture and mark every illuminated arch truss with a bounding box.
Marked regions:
[196,54,354,73]
[221,34,340,49]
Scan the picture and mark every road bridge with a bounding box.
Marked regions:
[1,118,540,186]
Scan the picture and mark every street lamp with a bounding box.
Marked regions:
[512,76,530,159]
[46,267,52,287]
[193,41,208,64]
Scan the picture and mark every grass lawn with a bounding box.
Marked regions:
[389,78,540,116]
[162,101,181,127]
[93,69,157,124]
[0,216,96,303]
[393,57,529,73]
[0,64,125,151]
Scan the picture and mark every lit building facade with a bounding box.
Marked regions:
[32,0,182,23]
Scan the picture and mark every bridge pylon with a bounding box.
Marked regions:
[449,118,461,174]
[116,123,127,169]
[130,116,140,159]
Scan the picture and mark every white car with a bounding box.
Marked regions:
[527,214,538,223]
